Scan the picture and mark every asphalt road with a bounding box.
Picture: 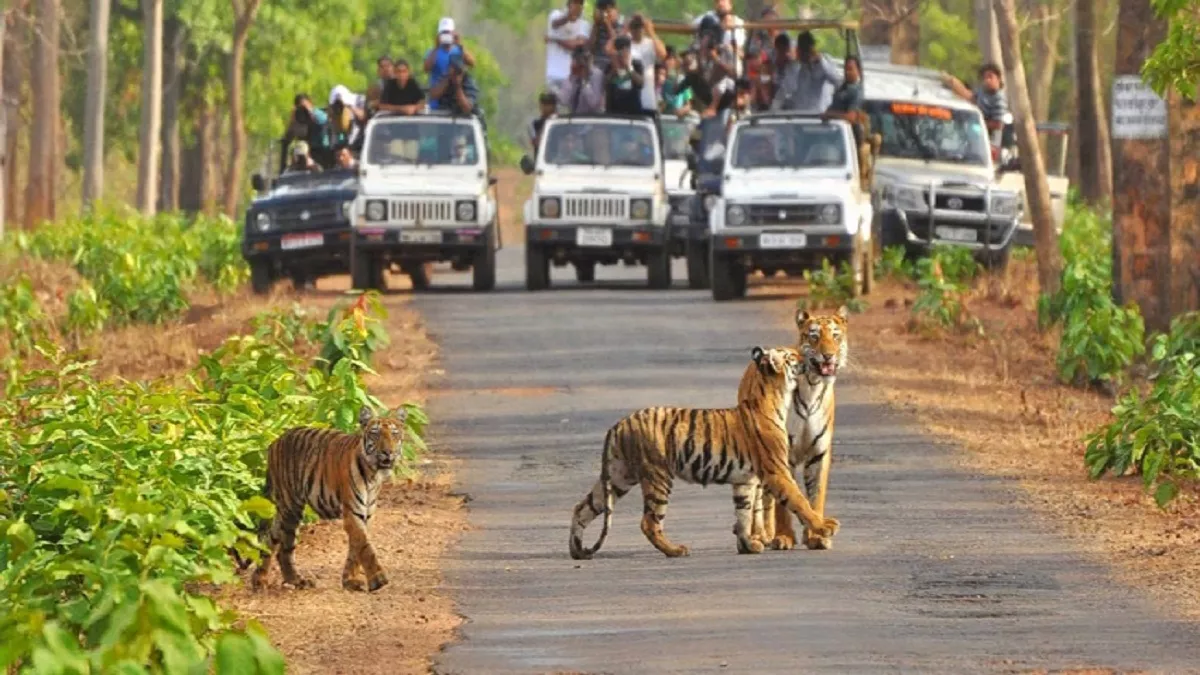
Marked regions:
[416,249,1200,675]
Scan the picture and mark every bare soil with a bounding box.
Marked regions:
[762,258,1200,621]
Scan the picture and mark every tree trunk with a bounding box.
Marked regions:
[135,0,163,214]
[860,0,891,61]
[2,6,22,226]
[891,0,920,65]
[974,0,1003,67]
[223,0,262,218]
[81,0,110,209]
[23,0,57,230]
[1110,0,1170,329]
[994,0,1061,296]
[1027,2,1063,123]
[159,18,184,213]
[1076,0,1114,206]
[201,101,219,214]
[0,10,7,239]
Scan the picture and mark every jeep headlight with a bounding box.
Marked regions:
[991,193,1019,217]
[455,199,477,222]
[539,197,560,218]
[341,201,353,220]
[702,194,718,211]
[884,185,925,211]
[630,198,651,220]
[726,204,747,226]
[365,200,387,221]
[819,204,841,224]
[255,212,271,232]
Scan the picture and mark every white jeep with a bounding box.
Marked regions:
[352,111,499,291]
[519,114,671,290]
[708,113,875,301]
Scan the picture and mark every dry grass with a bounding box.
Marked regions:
[764,257,1200,620]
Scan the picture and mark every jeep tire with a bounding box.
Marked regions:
[685,239,710,289]
[350,249,383,291]
[647,248,671,290]
[250,260,273,295]
[575,261,595,283]
[406,262,430,291]
[526,244,550,291]
[711,251,746,301]
[473,227,497,292]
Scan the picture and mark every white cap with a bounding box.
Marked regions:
[329,84,354,106]
[437,17,455,33]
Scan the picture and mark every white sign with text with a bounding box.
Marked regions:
[1112,75,1168,140]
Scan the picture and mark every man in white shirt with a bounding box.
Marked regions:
[624,14,666,113]
[692,0,746,60]
[545,0,591,92]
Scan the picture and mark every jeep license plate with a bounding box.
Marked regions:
[400,230,441,244]
[935,226,977,242]
[576,228,612,247]
[759,233,807,249]
[280,233,324,250]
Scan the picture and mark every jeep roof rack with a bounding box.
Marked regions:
[371,109,481,121]
[743,112,836,124]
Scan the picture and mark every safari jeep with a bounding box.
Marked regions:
[708,113,875,302]
[242,167,357,294]
[351,111,499,292]
[519,114,671,290]
[852,61,1024,268]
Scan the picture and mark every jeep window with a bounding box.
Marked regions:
[865,100,990,166]
[661,119,695,161]
[730,123,847,169]
[366,120,479,166]
[542,122,657,168]
[268,168,356,195]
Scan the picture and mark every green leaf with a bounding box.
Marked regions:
[240,496,276,520]
[215,633,258,674]
[1154,482,1180,508]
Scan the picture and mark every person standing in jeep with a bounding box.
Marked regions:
[545,0,591,92]
[279,94,331,173]
[589,0,624,72]
[377,59,426,116]
[605,35,647,116]
[941,63,1009,132]
[425,17,476,110]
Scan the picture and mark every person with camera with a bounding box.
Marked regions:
[752,33,792,112]
[770,30,842,113]
[557,46,605,114]
[327,84,366,150]
[691,0,745,76]
[546,0,591,92]
[428,53,484,124]
[617,14,666,114]
[278,94,331,174]
[604,34,647,116]
[588,0,624,72]
[425,17,477,110]
[283,140,322,175]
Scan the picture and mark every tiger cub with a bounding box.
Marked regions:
[744,306,848,552]
[250,405,407,592]
[569,346,840,559]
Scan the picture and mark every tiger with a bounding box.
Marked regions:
[568,346,840,560]
[742,305,849,552]
[248,405,408,592]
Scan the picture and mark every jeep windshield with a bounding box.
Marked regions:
[865,100,990,166]
[366,120,480,166]
[266,168,356,195]
[731,123,847,169]
[660,118,695,161]
[542,122,657,168]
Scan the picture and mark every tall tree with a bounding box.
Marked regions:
[1075,0,1113,205]
[861,0,921,65]
[974,0,1002,66]
[994,0,1061,295]
[23,0,58,229]
[81,0,110,208]
[0,6,7,239]
[136,0,164,214]
[159,18,185,212]
[1,4,22,226]
[1026,0,1064,123]
[223,0,262,217]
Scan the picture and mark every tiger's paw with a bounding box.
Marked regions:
[803,532,833,550]
[663,544,691,558]
[343,577,367,592]
[367,572,389,592]
[814,517,840,538]
[770,534,797,551]
[282,576,315,590]
[736,538,765,554]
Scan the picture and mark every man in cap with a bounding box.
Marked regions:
[283,140,322,174]
[278,93,330,173]
[429,52,483,122]
[424,16,476,109]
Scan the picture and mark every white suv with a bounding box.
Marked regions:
[353,112,499,291]
[519,114,671,290]
[708,113,875,301]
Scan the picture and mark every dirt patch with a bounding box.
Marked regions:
[224,276,468,674]
[494,166,532,247]
[760,260,1200,620]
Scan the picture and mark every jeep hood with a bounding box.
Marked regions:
[251,187,357,208]
[536,170,659,197]
[874,158,1001,190]
[723,171,856,201]
[359,173,486,197]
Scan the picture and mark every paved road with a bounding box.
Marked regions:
[416,249,1200,675]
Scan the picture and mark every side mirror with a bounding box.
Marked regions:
[519,154,535,176]
[251,173,266,192]
[488,176,498,186]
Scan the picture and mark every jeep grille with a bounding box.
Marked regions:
[563,196,627,221]
[389,199,454,224]
[274,203,341,229]
[742,204,823,227]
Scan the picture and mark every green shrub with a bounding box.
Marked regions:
[1037,207,1145,387]
[874,245,912,281]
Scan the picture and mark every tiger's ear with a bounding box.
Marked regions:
[392,405,409,424]
[836,305,849,321]
[358,405,376,427]
[795,309,811,328]
[750,346,766,366]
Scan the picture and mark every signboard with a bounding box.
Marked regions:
[890,101,953,121]
[1111,75,1168,140]
[860,44,891,64]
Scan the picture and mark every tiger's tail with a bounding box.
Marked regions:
[569,426,615,560]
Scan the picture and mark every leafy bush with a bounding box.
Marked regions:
[12,207,248,330]
[925,244,981,285]
[907,246,983,334]
[874,245,912,281]
[1084,314,1200,507]
[0,276,46,355]
[1037,207,1145,387]
[0,296,424,672]
[798,259,866,313]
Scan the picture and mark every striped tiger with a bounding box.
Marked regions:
[743,306,848,552]
[249,405,408,592]
[568,346,840,560]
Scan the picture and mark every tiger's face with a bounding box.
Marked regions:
[358,405,409,472]
[796,305,849,378]
[750,345,804,393]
